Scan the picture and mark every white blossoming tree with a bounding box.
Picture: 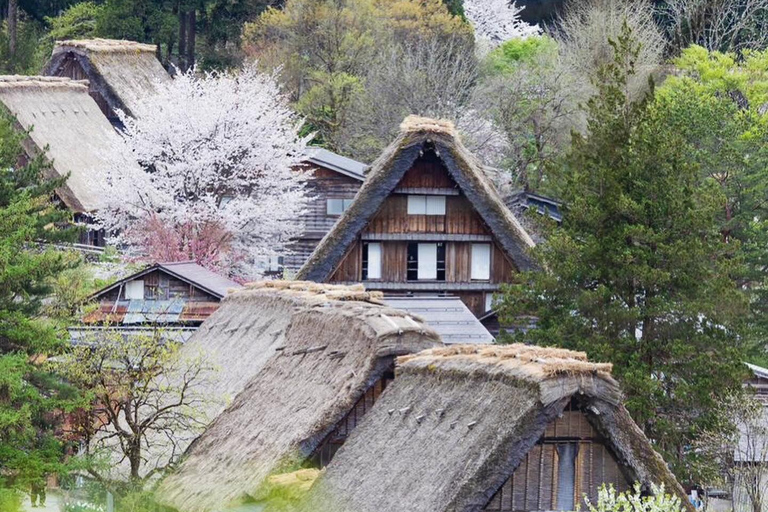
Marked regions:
[99,66,312,279]
[463,0,540,47]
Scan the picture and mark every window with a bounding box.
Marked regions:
[407,243,446,281]
[471,243,491,280]
[407,195,446,215]
[484,293,496,313]
[362,243,382,280]
[556,443,579,511]
[124,280,144,300]
[327,198,355,215]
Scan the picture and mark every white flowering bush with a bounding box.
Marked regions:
[583,484,686,512]
[64,501,106,512]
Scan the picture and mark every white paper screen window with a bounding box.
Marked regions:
[327,199,344,215]
[125,280,145,300]
[407,195,426,214]
[418,243,437,280]
[426,195,446,215]
[367,243,382,280]
[471,243,491,280]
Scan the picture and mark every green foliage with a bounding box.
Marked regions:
[483,35,557,75]
[47,2,103,41]
[498,25,750,480]
[655,45,768,368]
[0,488,21,512]
[0,109,83,494]
[583,484,685,512]
[0,15,49,73]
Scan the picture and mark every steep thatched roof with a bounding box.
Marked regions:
[302,344,689,512]
[296,116,536,282]
[44,38,170,118]
[0,76,138,212]
[157,281,442,512]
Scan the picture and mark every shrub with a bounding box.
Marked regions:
[583,484,686,512]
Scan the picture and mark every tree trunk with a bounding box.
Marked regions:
[8,0,17,64]
[178,8,187,71]
[186,9,196,70]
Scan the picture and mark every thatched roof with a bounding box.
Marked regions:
[44,38,170,118]
[0,76,138,212]
[296,116,536,282]
[301,344,689,512]
[157,281,442,512]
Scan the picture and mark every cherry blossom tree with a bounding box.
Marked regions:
[98,66,312,279]
[463,0,540,47]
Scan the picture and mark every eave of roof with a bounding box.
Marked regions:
[304,147,367,181]
[89,262,240,301]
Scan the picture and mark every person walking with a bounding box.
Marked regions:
[29,478,46,508]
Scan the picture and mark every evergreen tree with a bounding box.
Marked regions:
[0,109,81,498]
[498,24,749,480]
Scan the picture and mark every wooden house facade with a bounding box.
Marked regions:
[77,262,240,334]
[283,149,367,274]
[297,117,536,317]
[301,345,691,512]
[44,39,171,125]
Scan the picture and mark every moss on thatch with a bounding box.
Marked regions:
[296,115,536,283]
[44,38,171,118]
[0,75,139,212]
[156,282,442,512]
[300,344,690,512]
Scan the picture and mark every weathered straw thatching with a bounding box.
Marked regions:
[301,344,689,512]
[296,116,536,282]
[157,281,442,512]
[0,76,137,212]
[44,39,170,118]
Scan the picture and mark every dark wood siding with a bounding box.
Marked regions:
[50,54,113,119]
[397,153,456,189]
[309,374,393,467]
[364,195,489,235]
[483,404,631,512]
[285,164,363,273]
[97,269,219,303]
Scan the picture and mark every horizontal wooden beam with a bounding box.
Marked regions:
[393,187,460,195]
[360,233,494,242]
[334,281,501,291]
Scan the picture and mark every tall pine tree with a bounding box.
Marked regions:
[498,24,749,480]
[0,108,81,501]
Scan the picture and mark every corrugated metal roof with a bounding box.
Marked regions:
[747,362,768,380]
[382,296,494,344]
[305,148,367,181]
[158,262,242,298]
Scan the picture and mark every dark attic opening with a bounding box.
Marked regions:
[309,368,397,468]
[483,397,633,512]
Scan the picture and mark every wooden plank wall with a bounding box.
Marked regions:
[300,166,362,235]
[364,195,489,235]
[98,270,219,303]
[397,155,455,188]
[309,375,393,468]
[483,408,630,512]
[54,55,113,119]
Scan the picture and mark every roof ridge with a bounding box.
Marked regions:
[54,38,158,53]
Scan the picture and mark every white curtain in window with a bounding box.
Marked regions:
[418,244,437,280]
[367,243,382,280]
[471,244,491,280]
[125,280,145,300]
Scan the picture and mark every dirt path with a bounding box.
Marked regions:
[20,489,62,512]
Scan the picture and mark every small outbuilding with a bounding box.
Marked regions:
[157,281,442,512]
[44,39,171,123]
[301,344,689,512]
